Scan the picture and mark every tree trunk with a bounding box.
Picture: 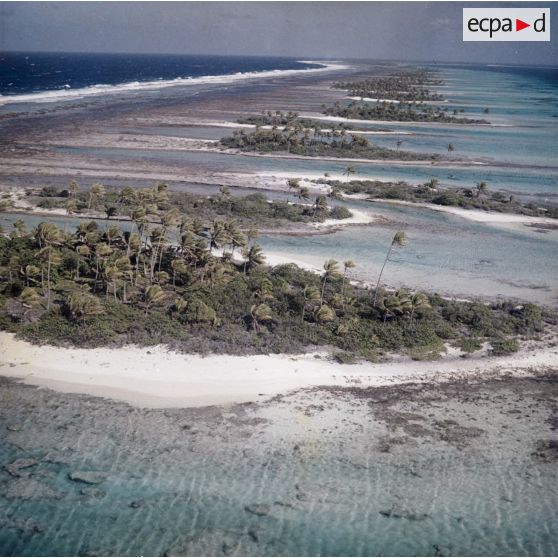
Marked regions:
[46,250,52,310]
[320,277,327,306]
[373,244,393,307]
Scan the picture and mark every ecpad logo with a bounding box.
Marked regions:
[463,8,550,41]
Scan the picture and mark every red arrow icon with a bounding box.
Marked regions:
[516,18,530,31]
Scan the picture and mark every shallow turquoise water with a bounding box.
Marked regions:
[1,378,557,557]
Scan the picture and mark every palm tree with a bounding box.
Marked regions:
[408,292,431,324]
[315,304,335,323]
[143,285,166,315]
[206,220,227,252]
[20,286,43,310]
[426,178,439,190]
[104,256,131,300]
[313,195,329,215]
[328,186,342,200]
[170,258,188,286]
[242,244,265,272]
[65,199,78,215]
[341,260,356,305]
[301,285,320,321]
[321,259,340,305]
[380,293,405,323]
[11,219,27,238]
[88,183,105,211]
[75,244,91,280]
[250,303,273,331]
[67,292,103,323]
[21,264,41,287]
[246,228,259,247]
[287,178,300,202]
[218,185,231,201]
[34,222,64,310]
[297,186,310,203]
[475,181,488,198]
[105,206,118,221]
[68,180,79,198]
[373,231,407,308]
[343,166,357,182]
[225,220,246,258]
[255,277,274,301]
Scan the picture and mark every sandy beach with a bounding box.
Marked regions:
[367,198,558,226]
[1,331,556,409]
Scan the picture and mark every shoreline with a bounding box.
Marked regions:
[0,60,350,107]
[1,331,557,409]
[365,198,558,226]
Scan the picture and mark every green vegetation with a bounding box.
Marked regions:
[325,71,488,124]
[332,70,444,103]
[220,126,438,161]
[490,337,520,355]
[323,99,489,124]
[0,198,548,361]
[319,178,558,219]
[17,183,354,227]
[240,111,361,131]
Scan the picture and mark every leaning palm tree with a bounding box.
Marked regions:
[315,304,335,323]
[88,182,105,211]
[242,244,266,272]
[301,285,320,321]
[67,291,103,323]
[21,264,41,287]
[313,195,329,215]
[12,219,28,238]
[170,258,188,287]
[475,181,488,198]
[75,244,91,280]
[321,259,340,305]
[297,186,310,203]
[408,292,431,324]
[250,303,273,331]
[143,285,166,315]
[68,180,79,198]
[343,166,357,183]
[20,286,42,309]
[286,178,300,202]
[341,260,356,304]
[373,231,407,307]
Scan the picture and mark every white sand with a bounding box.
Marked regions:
[312,207,375,229]
[372,199,558,225]
[1,332,556,409]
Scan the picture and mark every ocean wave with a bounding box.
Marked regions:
[0,61,347,106]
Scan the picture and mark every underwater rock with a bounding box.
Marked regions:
[69,471,109,485]
[379,505,429,521]
[244,504,271,517]
[5,458,39,477]
[4,478,61,500]
[80,487,106,498]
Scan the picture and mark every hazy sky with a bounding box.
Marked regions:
[1,2,557,65]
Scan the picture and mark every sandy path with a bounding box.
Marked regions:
[1,332,556,409]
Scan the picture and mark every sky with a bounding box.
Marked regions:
[0,1,557,65]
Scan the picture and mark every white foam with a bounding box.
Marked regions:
[0,60,349,106]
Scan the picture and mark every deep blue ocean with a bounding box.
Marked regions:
[0,52,320,96]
